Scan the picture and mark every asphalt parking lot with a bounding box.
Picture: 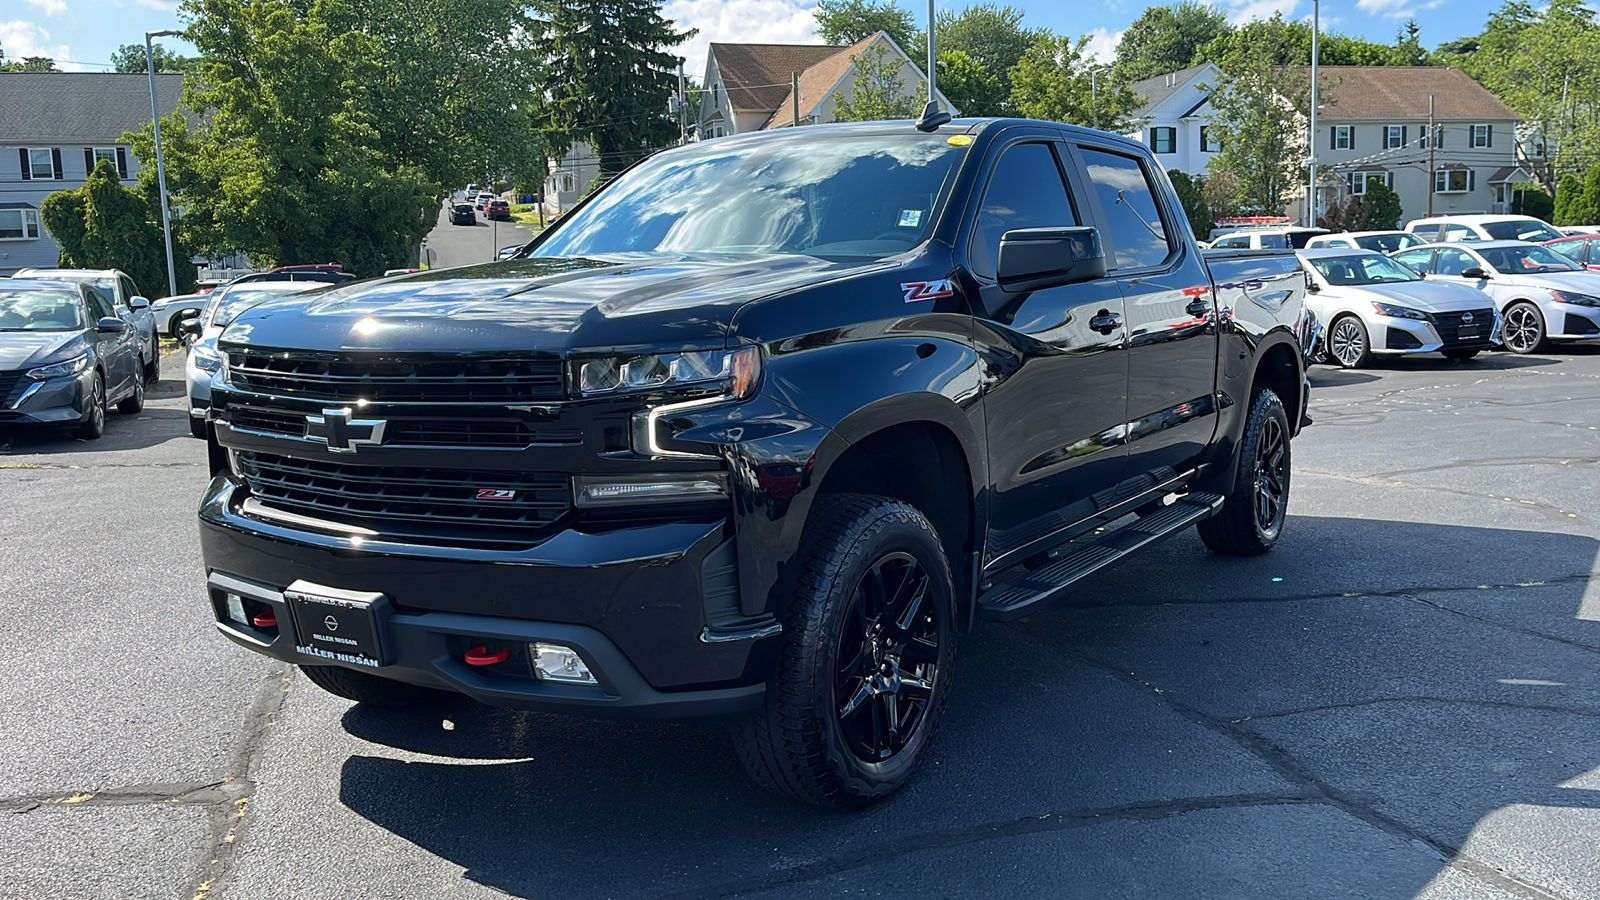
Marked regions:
[4,344,1600,899]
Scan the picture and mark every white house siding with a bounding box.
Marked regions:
[1314,118,1520,222]
[0,143,148,276]
[543,142,600,216]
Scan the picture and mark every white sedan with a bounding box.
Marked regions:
[1391,240,1600,354]
[1299,249,1500,368]
[184,281,319,438]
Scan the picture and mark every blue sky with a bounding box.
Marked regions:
[4,0,1497,81]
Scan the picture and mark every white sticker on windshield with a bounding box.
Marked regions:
[898,209,923,228]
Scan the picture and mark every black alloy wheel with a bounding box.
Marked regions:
[1501,302,1548,354]
[72,373,106,440]
[117,375,144,414]
[1251,411,1288,540]
[1328,315,1370,368]
[834,551,942,764]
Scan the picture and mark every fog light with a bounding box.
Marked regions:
[531,643,597,684]
[224,592,247,624]
[573,473,728,507]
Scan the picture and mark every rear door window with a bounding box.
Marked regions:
[1392,249,1435,274]
[1077,147,1174,270]
[969,142,1077,280]
[1410,224,1441,241]
[1433,247,1477,276]
[84,287,116,321]
[1443,223,1475,242]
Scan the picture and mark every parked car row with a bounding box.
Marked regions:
[0,279,147,439]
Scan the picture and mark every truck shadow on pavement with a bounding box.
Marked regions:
[337,515,1600,899]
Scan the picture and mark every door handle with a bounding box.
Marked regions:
[1089,310,1122,334]
[1186,299,1212,318]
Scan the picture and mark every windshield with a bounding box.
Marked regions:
[1478,244,1579,274]
[209,286,311,327]
[534,133,970,260]
[0,289,84,331]
[1353,233,1422,253]
[1481,220,1563,242]
[30,273,114,295]
[1310,254,1420,285]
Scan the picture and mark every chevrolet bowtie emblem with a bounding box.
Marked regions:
[305,408,387,453]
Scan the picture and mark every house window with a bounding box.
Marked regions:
[1347,171,1393,195]
[0,208,42,241]
[1471,124,1492,148]
[1422,125,1444,149]
[22,148,58,180]
[1384,125,1405,149]
[1150,127,1176,154]
[712,84,719,108]
[84,147,129,180]
[560,174,575,193]
[1333,125,1353,150]
[1200,126,1221,152]
[1434,169,1475,193]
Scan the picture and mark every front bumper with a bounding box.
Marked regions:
[1550,303,1600,339]
[198,477,778,718]
[1370,312,1499,355]
[0,369,95,426]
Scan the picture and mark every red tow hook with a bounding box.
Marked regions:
[464,645,510,666]
[251,610,278,628]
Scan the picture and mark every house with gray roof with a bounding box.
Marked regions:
[0,72,184,275]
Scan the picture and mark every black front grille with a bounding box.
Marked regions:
[235,451,570,534]
[1429,309,1495,346]
[225,406,582,448]
[222,348,565,403]
[0,372,23,407]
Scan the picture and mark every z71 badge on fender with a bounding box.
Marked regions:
[901,280,955,303]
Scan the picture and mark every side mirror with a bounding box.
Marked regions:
[996,226,1107,295]
[1306,280,1321,293]
[129,296,151,310]
[1460,266,1489,279]
[96,316,127,333]
[179,317,205,339]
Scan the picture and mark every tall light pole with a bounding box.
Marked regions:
[145,29,182,299]
[1306,0,1320,228]
[1090,66,1110,131]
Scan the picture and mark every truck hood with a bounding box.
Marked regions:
[1349,280,1493,312]
[0,331,83,371]
[220,254,888,354]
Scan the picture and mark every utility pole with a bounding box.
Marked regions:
[145,29,182,299]
[1306,0,1320,228]
[677,62,687,145]
[1427,94,1436,216]
[792,72,800,127]
[1091,68,1100,130]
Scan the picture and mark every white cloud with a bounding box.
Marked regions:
[1355,0,1444,20]
[1083,27,1122,64]
[134,0,180,11]
[663,0,821,81]
[23,0,67,17]
[0,19,72,66]
[1215,0,1299,24]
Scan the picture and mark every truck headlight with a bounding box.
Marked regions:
[1550,290,1600,307]
[572,346,761,399]
[1370,301,1427,320]
[27,353,91,380]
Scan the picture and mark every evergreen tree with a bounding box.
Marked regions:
[1554,173,1580,224]
[1361,180,1404,231]
[1167,170,1212,241]
[39,161,192,295]
[530,0,690,177]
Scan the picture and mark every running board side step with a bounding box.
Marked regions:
[975,492,1224,622]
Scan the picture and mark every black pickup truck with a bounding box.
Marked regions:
[197,119,1314,808]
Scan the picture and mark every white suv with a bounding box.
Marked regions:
[1208,227,1328,250]
[1405,215,1563,244]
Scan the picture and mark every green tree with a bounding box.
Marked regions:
[1195,15,1408,68]
[39,160,192,295]
[936,49,1003,117]
[1010,34,1142,131]
[1202,18,1310,213]
[1512,184,1554,220]
[1388,20,1429,66]
[935,3,1041,112]
[0,51,59,72]
[815,0,921,50]
[1562,167,1600,225]
[530,0,689,177]
[1554,172,1581,224]
[1361,180,1404,230]
[110,42,194,73]
[1167,170,1212,241]
[1113,2,1231,83]
[833,44,920,121]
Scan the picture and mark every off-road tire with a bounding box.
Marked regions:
[299,664,450,708]
[117,375,144,414]
[1198,388,1290,556]
[732,493,956,810]
[71,372,106,440]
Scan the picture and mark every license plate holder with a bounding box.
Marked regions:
[1456,325,1481,340]
[285,580,392,667]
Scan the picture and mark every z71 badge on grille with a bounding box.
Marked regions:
[901,280,955,303]
[475,489,518,501]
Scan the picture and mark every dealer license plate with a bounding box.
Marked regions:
[1456,325,1481,340]
[285,581,391,667]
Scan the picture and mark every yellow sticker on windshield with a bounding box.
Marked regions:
[947,135,973,146]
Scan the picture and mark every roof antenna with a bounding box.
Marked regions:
[914,0,950,132]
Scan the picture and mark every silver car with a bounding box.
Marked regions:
[185,281,318,438]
